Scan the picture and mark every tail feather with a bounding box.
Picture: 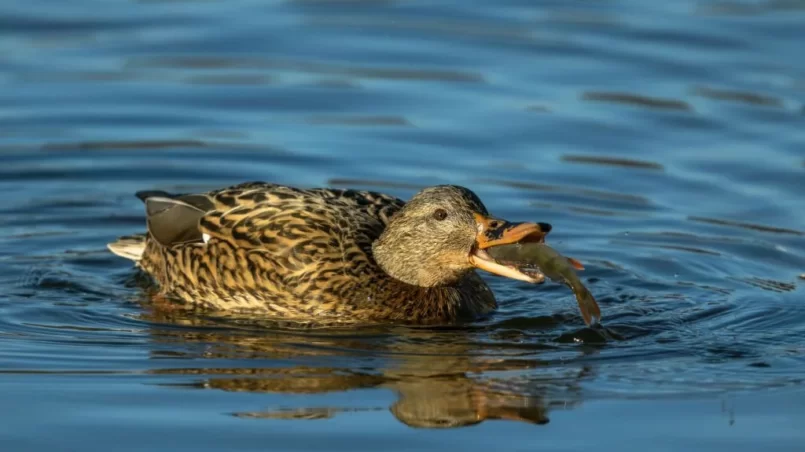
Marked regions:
[107,234,147,262]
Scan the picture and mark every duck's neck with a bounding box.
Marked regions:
[365,273,496,323]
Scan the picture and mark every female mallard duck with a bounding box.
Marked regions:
[108,182,551,324]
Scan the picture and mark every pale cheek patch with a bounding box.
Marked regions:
[202,233,211,244]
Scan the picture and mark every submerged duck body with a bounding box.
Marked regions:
[108,182,550,324]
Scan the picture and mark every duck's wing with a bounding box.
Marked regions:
[143,196,207,246]
[133,182,409,308]
[197,185,404,254]
[139,181,406,256]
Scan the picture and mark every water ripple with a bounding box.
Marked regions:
[581,91,693,111]
[2,0,805,447]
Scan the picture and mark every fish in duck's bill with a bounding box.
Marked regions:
[485,242,602,326]
[467,213,553,284]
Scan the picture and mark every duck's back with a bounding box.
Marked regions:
[109,182,409,316]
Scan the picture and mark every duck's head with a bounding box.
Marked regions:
[372,185,551,287]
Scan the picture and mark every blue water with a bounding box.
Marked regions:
[1,0,805,450]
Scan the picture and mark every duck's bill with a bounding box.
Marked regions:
[469,214,550,283]
[472,214,551,249]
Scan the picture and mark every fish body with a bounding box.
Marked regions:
[487,243,601,326]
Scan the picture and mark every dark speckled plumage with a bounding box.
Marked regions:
[109,182,505,324]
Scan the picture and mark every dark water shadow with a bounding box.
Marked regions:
[692,86,785,108]
[560,155,665,171]
[306,115,412,127]
[688,216,804,236]
[475,178,656,212]
[41,139,208,151]
[581,91,692,111]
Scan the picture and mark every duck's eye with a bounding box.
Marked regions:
[433,208,448,221]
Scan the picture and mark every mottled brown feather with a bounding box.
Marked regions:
[111,182,498,324]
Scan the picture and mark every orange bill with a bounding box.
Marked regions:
[472,213,551,249]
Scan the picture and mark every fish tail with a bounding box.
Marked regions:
[569,281,601,326]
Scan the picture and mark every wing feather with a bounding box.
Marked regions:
[144,197,206,246]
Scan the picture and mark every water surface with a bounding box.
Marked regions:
[2,0,805,450]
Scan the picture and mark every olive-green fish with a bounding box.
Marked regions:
[486,242,601,326]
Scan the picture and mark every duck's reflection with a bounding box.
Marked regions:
[139,300,593,429]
